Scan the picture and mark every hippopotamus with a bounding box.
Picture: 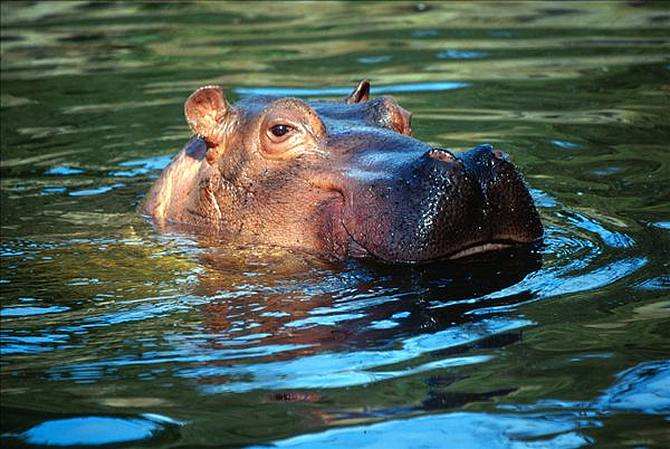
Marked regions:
[141,80,543,263]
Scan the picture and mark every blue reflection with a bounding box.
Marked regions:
[109,168,150,178]
[596,360,670,415]
[68,183,124,197]
[176,318,529,393]
[368,319,400,329]
[485,256,647,304]
[530,188,558,208]
[44,166,85,176]
[286,312,366,328]
[497,360,670,425]
[1,331,70,355]
[357,55,392,64]
[119,154,173,171]
[437,49,487,59]
[249,412,593,449]
[550,140,581,150]
[235,81,469,97]
[17,415,171,446]
[0,305,69,317]
[591,166,622,176]
[635,275,670,291]
[41,186,67,195]
[268,360,666,449]
[564,211,634,248]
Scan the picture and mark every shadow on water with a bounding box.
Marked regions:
[1,1,669,448]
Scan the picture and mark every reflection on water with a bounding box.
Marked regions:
[234,81,469,96]
[250,412,595,449]
[596,360,670,416]
[10,414,181,447]
[1,1,669,448]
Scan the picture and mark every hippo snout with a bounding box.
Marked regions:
[457,144,543,250]
[341,143,543,263]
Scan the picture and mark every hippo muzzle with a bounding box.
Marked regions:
[142,80,543,264]
[341,143,543,263]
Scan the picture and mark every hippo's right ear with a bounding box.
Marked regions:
[184,85,229,147]
[344,79,371,104]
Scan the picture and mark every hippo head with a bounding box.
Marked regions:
[142,80,543,263]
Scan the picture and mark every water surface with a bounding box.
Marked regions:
[1,2,669,448]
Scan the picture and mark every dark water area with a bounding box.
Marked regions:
[1,1,669,448]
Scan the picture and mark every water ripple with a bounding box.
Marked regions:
[251,412,594,449]
[176,318,529,393]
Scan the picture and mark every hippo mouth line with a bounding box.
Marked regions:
[446,241,514,260]
[340,217,526,263]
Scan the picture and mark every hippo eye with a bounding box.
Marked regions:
[270,124,292,138]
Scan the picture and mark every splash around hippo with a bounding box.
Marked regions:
[141,80,543,263]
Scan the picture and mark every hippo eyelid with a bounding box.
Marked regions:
[270,124,293,138]
[265,122,297,143]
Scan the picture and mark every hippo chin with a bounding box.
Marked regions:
[141,80,543,264]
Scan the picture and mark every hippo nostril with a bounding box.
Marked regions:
[426,147,456,163]
[492,149,511,162]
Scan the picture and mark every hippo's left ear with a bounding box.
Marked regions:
[184,85,229,147]
[344,79,371,104]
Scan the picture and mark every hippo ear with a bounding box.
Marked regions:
[184,85,229,147]
[344,79,371,104]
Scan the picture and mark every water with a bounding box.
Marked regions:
[1,2,669,447]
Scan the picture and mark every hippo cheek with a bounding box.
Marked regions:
[310,193,352,261]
